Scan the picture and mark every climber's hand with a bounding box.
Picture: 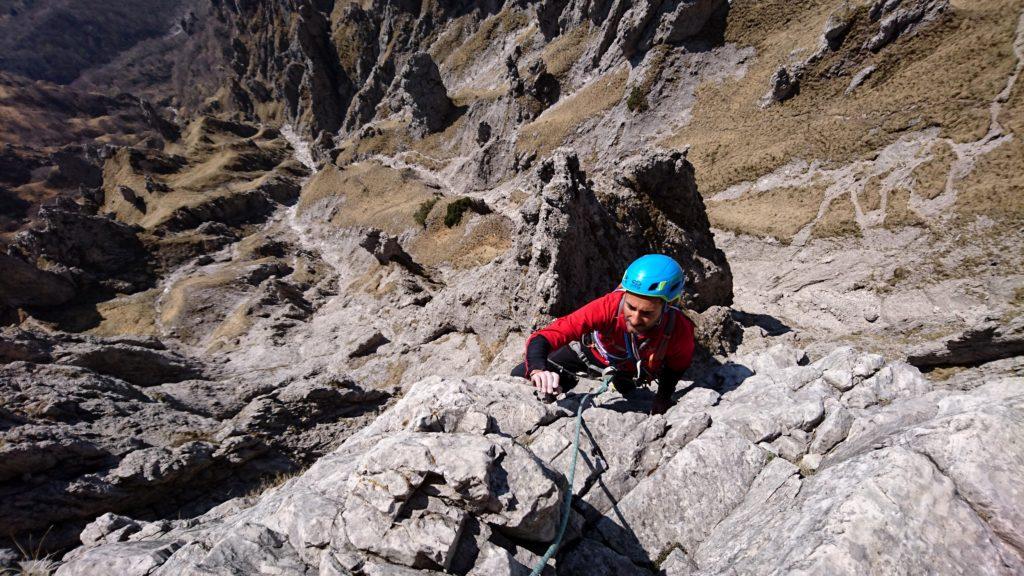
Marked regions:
[529,370,561,396]
[650,396,670,416]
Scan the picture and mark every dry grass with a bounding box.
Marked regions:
[858,175,883,212]
[516,65,629,158]
[911,141,955,200]
[541,23,595,78]
[412,107,472,161]
[952,40,1024,226]
[706,184,826,241]
[429,13,477,70]
[812,192,861,239]
[334,118,408,166]
[955,138,1024,225]
[206,300,254,353]
[159,264,256,332]
[662,0,1020,198]
[410,206,513,269]
[441,7,530,80]
[299,162,438,236]
[883,187,926,229]
[99,119,292,230]
[88,288,160,337]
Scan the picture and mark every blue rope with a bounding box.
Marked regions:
[529,369,614,576]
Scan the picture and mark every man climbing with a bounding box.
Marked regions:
[512,254,695,415]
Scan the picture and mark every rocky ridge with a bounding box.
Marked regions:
[0,0,1021,573]
[52,344,1024,575]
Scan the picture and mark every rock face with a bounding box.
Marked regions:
[387,52,456,137]
[11,201,151,293]
[0,253,76,310]
[606,149,733,310]
[907,315,1024,369]
[51,346,1024,575]
[0,327,390,552]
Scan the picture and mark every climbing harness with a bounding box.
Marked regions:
[529,367,616,576]
[589,294,679,386]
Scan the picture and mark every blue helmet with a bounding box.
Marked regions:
[621,254,685,303]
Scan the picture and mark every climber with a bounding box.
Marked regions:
[512,254,695,415]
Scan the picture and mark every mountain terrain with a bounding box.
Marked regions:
[0,0,1022,574]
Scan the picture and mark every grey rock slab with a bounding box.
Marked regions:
[694,445,1021,575]
[0,252,76,308]
[158,522,312,575]
[558,536,653,576]
[710,373,827,444]
[386,52,454,137]
[531,405,666,519]
[904,381,1024,555]
[772,434,809,463]
[0,327,54,364]
[865,0,949,52]
[825,391,947,467]
[799,452,823,474]
[661,411,711,460]
[808,403,854,455]
[338,431,562,569]
[55,540,182,576]
[594,427,768,565]
[907,315,1024,369]
[739,344,808,374]
[363,375,564,440]
[660,547,698,575]
[105,442,216,487]
[845,65,876,94]
[80,512,141,546]
[54,342,203,387]
[466,541,534,576]
[670,386,720,414]
[0,424,109,482]
[841,361,931,409]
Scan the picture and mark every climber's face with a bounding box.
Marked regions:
[622,292,664,334]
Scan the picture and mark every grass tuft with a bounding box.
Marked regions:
[414,197,439,228]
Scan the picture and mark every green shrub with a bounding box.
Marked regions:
[414,197,439,227]
[626,85,648,113]
[444,197,478,228]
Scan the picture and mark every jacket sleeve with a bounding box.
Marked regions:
[656,314,696,400]
[523,291,620,373]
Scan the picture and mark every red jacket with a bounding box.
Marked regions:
[525,290,695,379]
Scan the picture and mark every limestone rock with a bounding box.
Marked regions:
[688,306,743,357]
[387,52,454,137]
[865,0,949,52]
[595,427,768,565]
[80,513,142,546]
[823,1,857,48]
[808,402,854,455]
[907,315,1024,369]
[607,148,734,311]
[54,341,203,387]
